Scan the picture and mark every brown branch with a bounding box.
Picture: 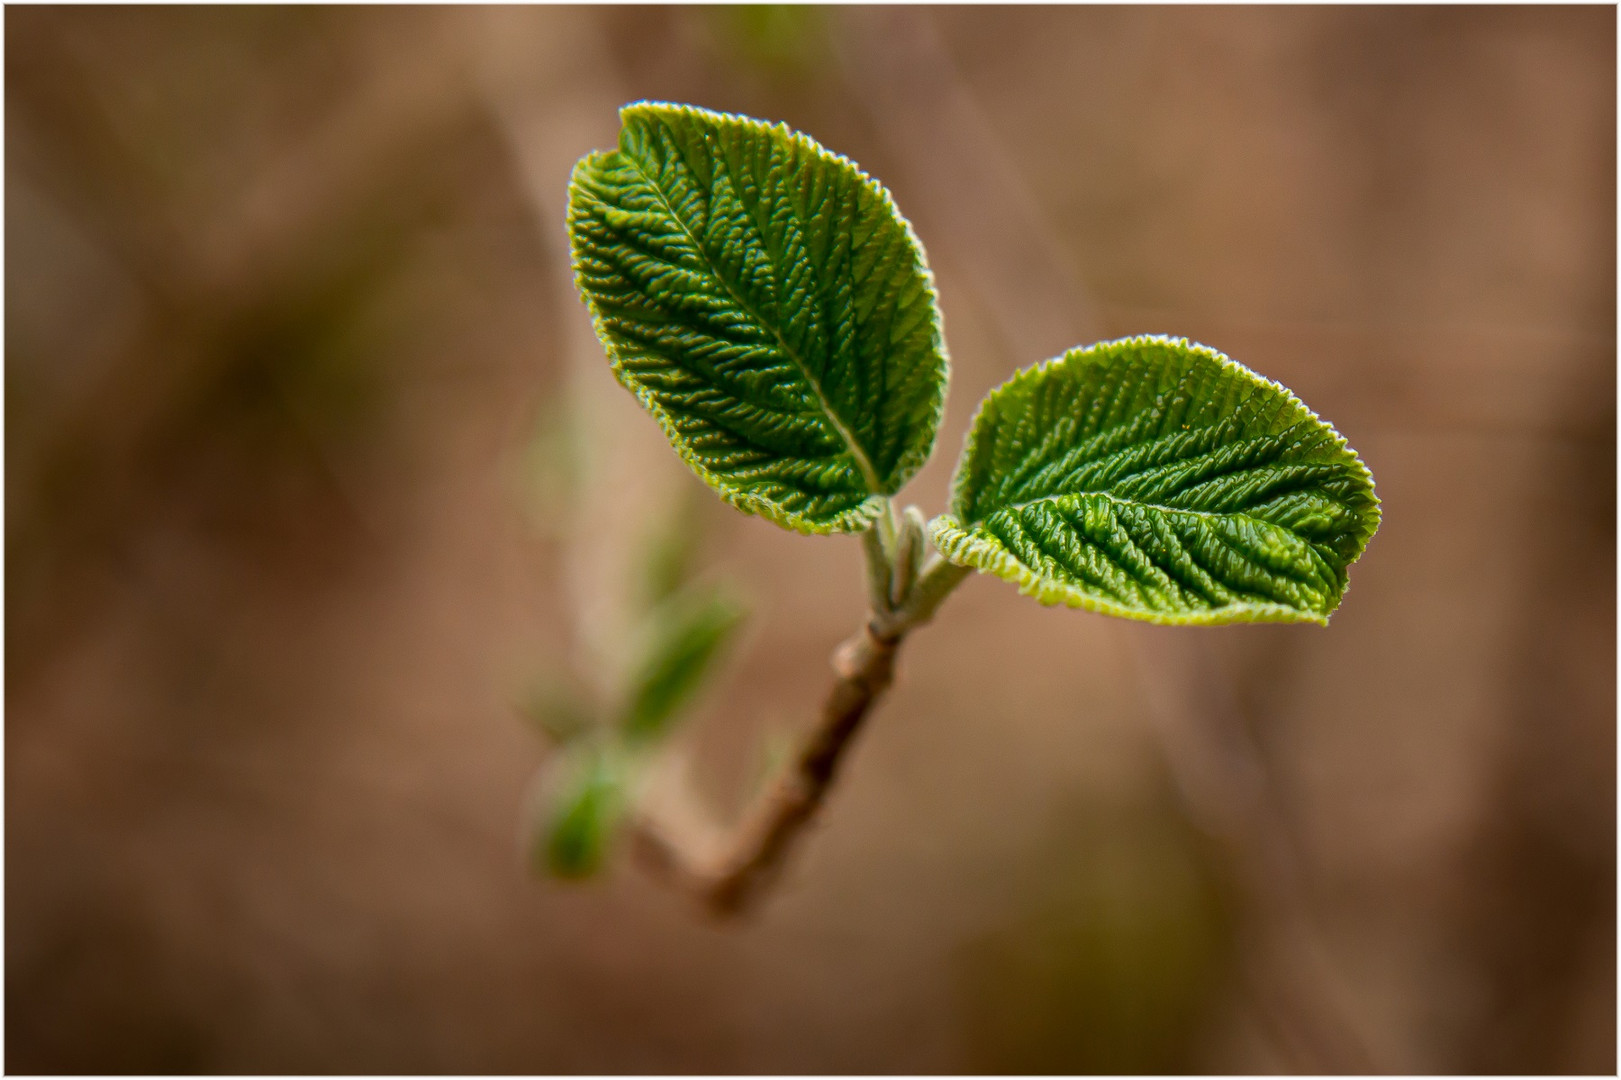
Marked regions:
[631,532,967,918]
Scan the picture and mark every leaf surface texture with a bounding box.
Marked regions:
[931,336,1379,624]
[568,102,948,533]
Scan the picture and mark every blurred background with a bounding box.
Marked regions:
[6,5,1614,1073]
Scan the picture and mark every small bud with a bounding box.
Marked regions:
[890,505,928,607]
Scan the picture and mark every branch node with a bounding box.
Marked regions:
[624,531,967,917]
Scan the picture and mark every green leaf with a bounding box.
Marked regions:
[568,102,949,534]
[537,744,625,879]
[931,336,1379,625]
[620,585,747,742]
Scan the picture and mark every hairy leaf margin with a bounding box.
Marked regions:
[930,335,1380,626]
[566,102,951,534]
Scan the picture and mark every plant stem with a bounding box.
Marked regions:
[630,510,968,917]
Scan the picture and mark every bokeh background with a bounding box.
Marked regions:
[6,5,1615,1073]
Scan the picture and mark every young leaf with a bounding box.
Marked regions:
[931,336,1379,625]
[537,744,626,879]
[619,585,747,743]
[568,102,949,534]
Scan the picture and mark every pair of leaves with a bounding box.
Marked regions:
[526,583,745,878]
[523,584,745,747]
[569,103,1378,625]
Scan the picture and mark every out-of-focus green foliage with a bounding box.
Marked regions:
[519,361,748,880]
[537,744,626,879]
[620,586,747,743]
[526,574,744,880]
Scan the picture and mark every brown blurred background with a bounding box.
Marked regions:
[6,5,1615,1074]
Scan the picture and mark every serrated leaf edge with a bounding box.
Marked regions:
[567,101,950,536]
[935,333,1380,626]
